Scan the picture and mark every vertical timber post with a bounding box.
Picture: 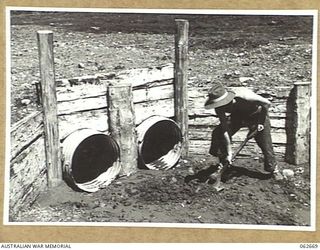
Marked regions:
[107,83,138,176]
[37,30,62,187]
[285,82,311,165]
[174,19,189,158]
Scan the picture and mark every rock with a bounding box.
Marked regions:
[126,188,139,196]
[114,65,125,70]
[268,20,278,25]
[296,167,304,174]
[171,177,177,183]
[91,26,100,31]
[123,201,132,206]
[224,72,233,79]
[279,36,298,41]
[260,187,266,192]
[289,194,297,201]
[54,58,62,65]
[234,70,241,76]
[78,63,85,68]
[161,55,171,60]
[97,65,106,71]
[239,77,254,83]
[188,167,195,175]
[241,82,248,86]
[99,203,106,208]
[282,169,294,179]
[21,99,31,106]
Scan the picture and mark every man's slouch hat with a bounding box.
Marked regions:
[204,83,235,109]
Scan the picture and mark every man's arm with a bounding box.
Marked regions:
[216,109,232,163]
[233,87,271,106]
[235,87,271,130]
[223,130,232,163]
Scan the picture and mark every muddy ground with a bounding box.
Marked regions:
[10,11,313,226]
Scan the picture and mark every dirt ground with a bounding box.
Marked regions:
[10,11,313,226]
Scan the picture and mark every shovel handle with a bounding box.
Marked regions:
[230,128,258,163]
[247,127,259,140]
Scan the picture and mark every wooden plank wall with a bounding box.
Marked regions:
[9,63,290,216]
[188,86,291,158]
[51,63,290,159]
[55,63,175,140]
[9,111,47,218]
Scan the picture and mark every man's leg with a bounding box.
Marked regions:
[253,113,283,180]
[209,125,226,159]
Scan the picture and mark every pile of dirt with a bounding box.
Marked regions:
[14,156,311,226]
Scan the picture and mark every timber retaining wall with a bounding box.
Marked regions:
[8,63,298,218]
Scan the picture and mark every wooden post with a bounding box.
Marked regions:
[174,19,189,158]
[37,30,62,187]
[107,83,138,176]
[285,82,311,165]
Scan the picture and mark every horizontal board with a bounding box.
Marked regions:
[189,115,285,129]
[58,109,109,140]
[57,84,106,102]
[35,64,173,91]
[57,78,173,104]
[255,86,292,99]
[270,118,286,129]
[189,108,218,117]
[10,111,43,160]
[10,136,47,212]
[188,95,209,110]
[57,95,107,115]
[117,64,174,88]
[57,82,174,116]
[189,86,291,100]
[269,103,287,114]
[189,139,285,159]
[189,116,220,127]
[189,95,287,117]
[133,84,174,103]
[135,98,174,125]
[188,127,287,145]
[188,140,259,156]
[269,112,287,119]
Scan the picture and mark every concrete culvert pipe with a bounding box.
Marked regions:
[137,116,182,170]
[62,128,121,193]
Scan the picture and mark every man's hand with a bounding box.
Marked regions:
[226,153,232,164]
[220,154,232,167]
[257,124,264,132]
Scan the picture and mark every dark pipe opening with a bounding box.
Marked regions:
[140,120,182,165]
[71,134,119,184]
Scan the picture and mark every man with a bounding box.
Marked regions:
[204,83,283,181]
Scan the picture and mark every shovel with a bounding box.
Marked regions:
[209,128,259,191]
